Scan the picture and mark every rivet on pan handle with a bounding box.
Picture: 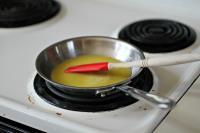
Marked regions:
[96,87,116,97]
[95,81,132,97]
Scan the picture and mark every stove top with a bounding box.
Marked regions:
[0,0,200,133]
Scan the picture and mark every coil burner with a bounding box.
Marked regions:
[119,19,196,53]
[34,68,153,112]
[0,0,60,28]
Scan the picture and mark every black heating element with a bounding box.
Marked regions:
[0,0,60,28]
[119,19,196,53]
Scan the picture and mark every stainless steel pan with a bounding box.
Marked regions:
[36,36,175,109]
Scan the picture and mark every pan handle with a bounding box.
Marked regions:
[116,86,176,110]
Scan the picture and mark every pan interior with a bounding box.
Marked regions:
[51,55,133,88]
[36,36,144,89]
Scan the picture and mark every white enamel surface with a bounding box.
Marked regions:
[0,0,200,133]
[155,77,200,133]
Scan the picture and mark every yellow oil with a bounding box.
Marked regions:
[51,55,131,88]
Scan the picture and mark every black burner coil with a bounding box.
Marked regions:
[119,19,196,53]
[0,0,60,27]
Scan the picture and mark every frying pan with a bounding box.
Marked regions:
[36,36,175,109]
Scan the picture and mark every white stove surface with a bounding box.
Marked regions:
[0,0,200,133]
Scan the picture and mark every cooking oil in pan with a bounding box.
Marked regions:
[51,55,131,88]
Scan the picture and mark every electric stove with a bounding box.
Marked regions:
[0,0,200,133]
